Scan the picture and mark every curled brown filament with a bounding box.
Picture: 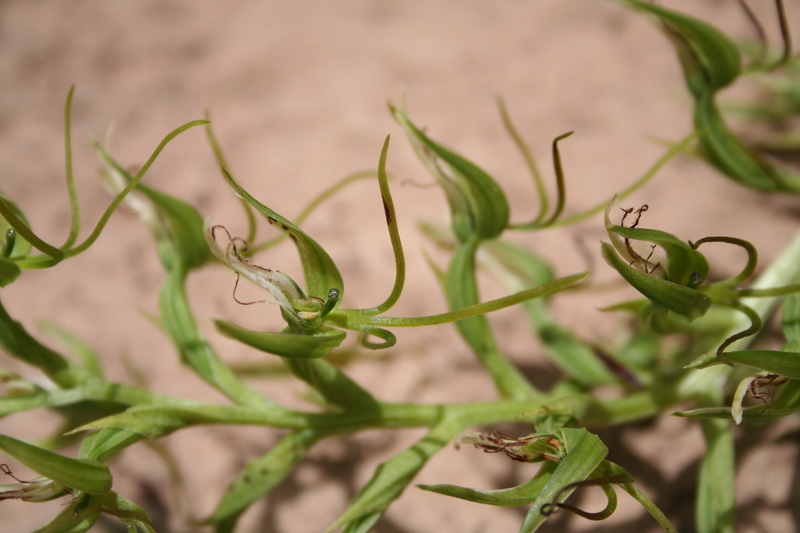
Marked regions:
[1,464,26,483]
[619,205,662,275]
[540,474,633,520]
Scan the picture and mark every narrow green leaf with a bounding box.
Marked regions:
[696,416,736,533]
[360,135,406,315]
[282,358,378,411]
[204,430,318,527]
[138,185,210,272]
[215,320,346,359]
[68,404,280,440]
[204,112,258,245]
[686,349,800,380]
[78,428,146,464]
[444,239,537,399]
[781,292,800,348]
[694,93,800,193]
[673,405,800,420]
[420,461,557,507]
[159,269,272,407]
[598,299,650,315]
[497,96,548,226]
[61,85,81,251]
[350,271,590,328]
[0,299,92,388]
[538,131,572,227]
[0,434,111,494]
[327,420,461,532]
[342,513,382,533]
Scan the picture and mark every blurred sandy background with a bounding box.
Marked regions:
[1,1,799,532]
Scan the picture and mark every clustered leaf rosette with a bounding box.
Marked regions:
[602,195,800,423]
[601,194,755,342]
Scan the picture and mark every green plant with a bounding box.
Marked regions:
[1,2,799,533]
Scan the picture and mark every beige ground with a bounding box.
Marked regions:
[1,1,800,532]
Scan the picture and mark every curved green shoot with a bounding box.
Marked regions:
[353,135,407,315]
[511,131,573,230]
[14,119,209,270]
[61,85,81,251]
[691,236,757,289]
[497,96,548,225]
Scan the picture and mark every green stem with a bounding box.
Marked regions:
[498,96,548,225]
[333,271,589,328]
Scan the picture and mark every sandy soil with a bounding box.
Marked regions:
[1,1,799,532]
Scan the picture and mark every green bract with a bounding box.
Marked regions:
[602,196,712,322]
[390,105,510,242]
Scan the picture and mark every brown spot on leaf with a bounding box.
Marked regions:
[382,197,392,225]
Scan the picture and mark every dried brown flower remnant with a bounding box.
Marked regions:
[456,431,563,463]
